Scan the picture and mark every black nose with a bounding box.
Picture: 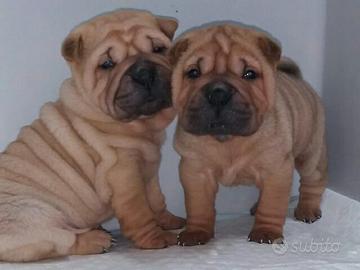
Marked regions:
[206,83,233,107]
[129,61,156,87]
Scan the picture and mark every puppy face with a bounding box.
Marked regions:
[170,24,281,138]
[62,10,178,121]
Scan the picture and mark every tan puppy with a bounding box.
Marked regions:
[0,10,185,262]
[170,24,327,246]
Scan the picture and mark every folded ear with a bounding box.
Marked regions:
[61,33,84,62]
[257,35,281,64]
[157,16,178,40]
[169,38,189,66]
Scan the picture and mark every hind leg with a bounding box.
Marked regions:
[0,228,113,262]
[295,143,328,223]
[69,229,114,255]
[0,196,114,262]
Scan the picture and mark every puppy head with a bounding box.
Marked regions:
[170,24,281,138]
[62,10,178,121]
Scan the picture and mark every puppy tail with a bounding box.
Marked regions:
[277,57,302,79]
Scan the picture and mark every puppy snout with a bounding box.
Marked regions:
[205,82,233,107]
[129,60,156,88]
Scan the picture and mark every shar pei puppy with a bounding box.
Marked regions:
[0,10,185,262]
[170,23,327,246]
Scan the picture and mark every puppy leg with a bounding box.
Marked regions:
[1,240,61,262]
[0,199,113,262]
[107,157,176,249]
[248,159,293,244]
[69,229,113,255]
[177,159,218,246]
[295,143,327,223]
[0,229,113,262]
[250,200,259,216]
[146,175,185,230]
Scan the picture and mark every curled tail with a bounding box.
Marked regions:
[277,57,302,79]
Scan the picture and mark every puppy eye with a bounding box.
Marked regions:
[153,46,167,54]
[242,69,257,80]
[186,68,201,79]
[100,59,116,70]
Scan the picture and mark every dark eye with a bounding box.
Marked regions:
[242,69,257,80]
[186,68,201,79]
[153,46,166,54]
[100,59,115,70]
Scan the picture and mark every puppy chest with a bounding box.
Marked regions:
[217,165,260,187]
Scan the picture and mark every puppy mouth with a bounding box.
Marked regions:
[137,98,172,116]
[113,59,172,120]
[181,82,256,137]
[183,113,252,136]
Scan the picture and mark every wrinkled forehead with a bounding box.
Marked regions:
[184,27,262,74]
[80,13,170,50]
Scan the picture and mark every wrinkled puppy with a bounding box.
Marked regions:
[170,24,327,246]
[0,10,184,262]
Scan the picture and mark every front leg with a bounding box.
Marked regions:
[248,159,294,244]
[177,158,218,246]
[146,175,186,230]
[107,154,176,249]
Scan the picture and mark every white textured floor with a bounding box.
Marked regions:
[1,189,360,270]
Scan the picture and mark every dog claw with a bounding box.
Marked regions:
[110,239,117,248]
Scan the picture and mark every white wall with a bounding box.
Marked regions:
[0,0,326,221]
[322,0,360,201]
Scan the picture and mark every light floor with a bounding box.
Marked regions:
[1,189,360,270]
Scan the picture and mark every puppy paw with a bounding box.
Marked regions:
[71,229,116,255]
[135,231,177,249]
[248,228,283,244]
[157,210,186,230]
[163,231,178,245]
[294,205,322,223]
[177,230,212,246]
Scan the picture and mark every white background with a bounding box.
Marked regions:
[1,0,357,223]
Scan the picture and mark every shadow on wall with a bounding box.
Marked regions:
[322,0,360,200]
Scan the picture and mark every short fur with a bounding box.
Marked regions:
[0,10,184,262]
[171,24,327,246]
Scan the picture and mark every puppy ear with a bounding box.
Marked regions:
[61,34,84,62]
[169,38,189,65]
[157,17,178,40]
[258,36,281,64]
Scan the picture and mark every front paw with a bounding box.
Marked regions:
[135,231,177,249]
[177,230,212,246]
[294,205,322,223]
[157,210,186,230]
[248,228,283,244]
